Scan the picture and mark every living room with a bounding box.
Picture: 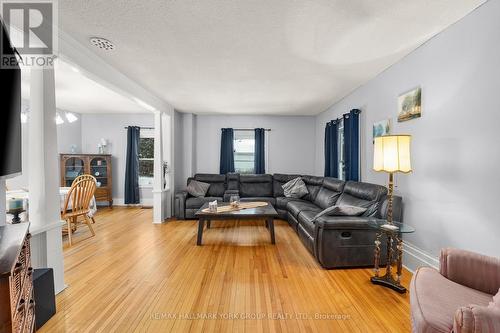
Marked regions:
[1,1,499,332]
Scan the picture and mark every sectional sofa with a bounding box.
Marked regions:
[175,173,403,268]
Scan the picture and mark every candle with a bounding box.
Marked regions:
[8,198,23,210]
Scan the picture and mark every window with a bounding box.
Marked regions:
[338,119,345,180]
[233,130,255,173]
[139,130,154,187]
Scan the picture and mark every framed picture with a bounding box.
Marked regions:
[373,119,390,143]
[398,87,422,122]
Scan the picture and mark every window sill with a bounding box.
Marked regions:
[139,185,153,189]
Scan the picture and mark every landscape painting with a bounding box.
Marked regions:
[398,87,422,122]
[373,119,390,143]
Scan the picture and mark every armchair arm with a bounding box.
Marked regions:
[454,305,500,333]
[440,248,500,295]
[174,191,188,219]
[223,189,240,202]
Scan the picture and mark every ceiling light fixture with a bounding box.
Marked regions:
[133,97,156,112]
[55,113,65,125]
[65,112,78,123]
[89,37,115,51]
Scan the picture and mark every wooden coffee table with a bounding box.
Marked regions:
[194,202,278,245]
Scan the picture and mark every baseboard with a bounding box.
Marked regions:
[111,198,153,207]
[403,241,439,273]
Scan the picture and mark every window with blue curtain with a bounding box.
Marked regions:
[324,120,339,178]
[254,128,265,174]
[324,109,361,181]
[220,128,235,174]
[343,109,361,181]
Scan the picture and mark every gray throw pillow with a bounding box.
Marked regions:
[186,180,210,198]
[282,177,309,198]
[312,205,367,222]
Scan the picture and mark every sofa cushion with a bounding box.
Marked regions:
[239,174,273,197]
[186,180,210,198]
[226,173,240,190]
[194,174,226,197]
[337,181,387,216]
[298,210,318,236]
[240,197,276,206]
[273,174,301,198]
[410,267,492,333]
[282,177,308,198]
[313,178,345,209]
[276,197,303,210]
[287,200,321,219]
[186,197,223,209]
[301,175,324,202]
[312,205,367,222]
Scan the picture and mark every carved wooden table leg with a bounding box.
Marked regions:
[386,234,393,277]
[396,236,404,284]
[373,232,382,277]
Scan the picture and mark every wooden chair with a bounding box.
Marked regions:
[71,174,98,224]
[62,177,97,246]
[72,174,96,183]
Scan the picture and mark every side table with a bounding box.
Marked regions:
[368,219,415,293]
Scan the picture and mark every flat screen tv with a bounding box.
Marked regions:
[0,20,22,179]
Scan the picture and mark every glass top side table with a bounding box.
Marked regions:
[367,218,415,293]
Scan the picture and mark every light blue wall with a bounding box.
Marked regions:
[314,0,500,269]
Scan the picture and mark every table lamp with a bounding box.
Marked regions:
[373,135,412,227]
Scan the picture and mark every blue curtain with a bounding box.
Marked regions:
[254,128,266,174]
[343,109,361,181]
[125,126,140,204]
[220,128,235,174]
[324,120,339,177]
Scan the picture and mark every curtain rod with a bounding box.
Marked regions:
[124,126,154,130]
[229,128,271,131]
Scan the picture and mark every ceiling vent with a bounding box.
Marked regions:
[89,37,115,50]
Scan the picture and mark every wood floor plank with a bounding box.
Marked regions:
[39,207,412,333]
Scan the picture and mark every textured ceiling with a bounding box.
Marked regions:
[59,0,486,115]
[21,60,148,114]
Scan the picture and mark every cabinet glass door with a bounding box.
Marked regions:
[90,157,108,188]
[65,157,85,186]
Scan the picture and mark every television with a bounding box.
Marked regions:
[0,20,22,179]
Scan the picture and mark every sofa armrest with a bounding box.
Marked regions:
[315,216,375,230]
[174,191,188,219]
[224,189,240,202]
[377,195,403,221]
[440,248,500,295]
[454,305,500,333]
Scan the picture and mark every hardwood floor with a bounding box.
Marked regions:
[39,207,412,333]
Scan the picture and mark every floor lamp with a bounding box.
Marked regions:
[373,135,412,226]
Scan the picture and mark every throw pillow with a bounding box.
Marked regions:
[186,180,210,198]
[312,205,367,221]
[282,177,309,198]
[489,288,500,309]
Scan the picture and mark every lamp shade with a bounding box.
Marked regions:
[373,135,412,173]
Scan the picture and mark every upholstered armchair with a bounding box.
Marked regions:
[410,248,500,333]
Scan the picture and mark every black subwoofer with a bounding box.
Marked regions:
[33,268,56,329]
